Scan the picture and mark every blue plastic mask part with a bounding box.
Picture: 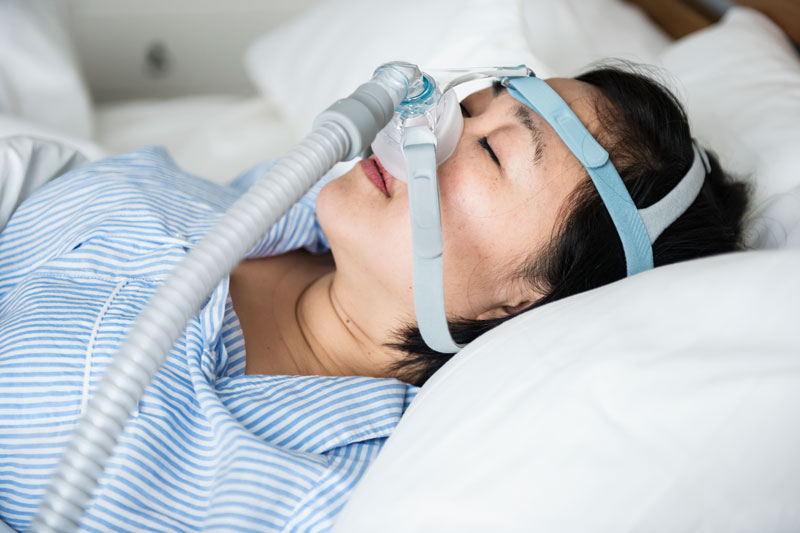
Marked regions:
[504,76,708,276]
[371,84,463,183]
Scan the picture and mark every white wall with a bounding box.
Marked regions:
[66,0,322,102]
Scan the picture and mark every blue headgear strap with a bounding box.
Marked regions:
[505,76,654,276]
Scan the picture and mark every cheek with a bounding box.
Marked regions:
[436,164,510,303]
[435,161,558,310]
[316,176,417,302]
[438,152,530,223]
[437,155,520,246]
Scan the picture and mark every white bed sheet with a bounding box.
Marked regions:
[95,95,295,185]
[0,0,93,139]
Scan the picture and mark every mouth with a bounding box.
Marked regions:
[360,156,394,198]
[373,156,395,196]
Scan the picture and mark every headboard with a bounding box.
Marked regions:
[626,0,800,46]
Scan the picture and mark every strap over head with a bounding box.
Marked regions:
[504,75,709,276]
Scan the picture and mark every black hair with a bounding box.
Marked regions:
[387,63,750,387]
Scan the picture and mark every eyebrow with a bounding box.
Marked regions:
[492,80,505,97]
[492,81,545,164]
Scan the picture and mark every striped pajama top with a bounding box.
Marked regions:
[0,147,418,532]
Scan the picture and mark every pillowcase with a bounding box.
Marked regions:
[659,7,800,247]
[746,184,800,250]
[245,0,551,137]
[0,0,93,139]
[0,135,90,231]
[333,250,800,533]
[330,8,800,531]
[0,114,104,162]
[518,0,672,76]
[94,95,293,185]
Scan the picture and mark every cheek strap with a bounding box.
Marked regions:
[402,125,463,354]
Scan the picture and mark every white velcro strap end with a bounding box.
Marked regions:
[639,142,708,244]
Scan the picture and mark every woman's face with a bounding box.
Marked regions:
[317,77,600,332]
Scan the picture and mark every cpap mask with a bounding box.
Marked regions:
[369,67,461,182]
[370,62,709,354]
[367,63,534,354]
[370,63,534,181]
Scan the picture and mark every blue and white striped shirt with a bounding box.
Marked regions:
[0,147,418,532]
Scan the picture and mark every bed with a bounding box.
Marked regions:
[1,0,799,531]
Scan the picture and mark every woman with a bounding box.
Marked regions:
[233,66,749,385]
[0,65,748,531]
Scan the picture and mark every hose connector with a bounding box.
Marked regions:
[313,61,421,160]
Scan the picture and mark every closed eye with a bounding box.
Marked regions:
[461,100,500,167]
[479,136,500,167]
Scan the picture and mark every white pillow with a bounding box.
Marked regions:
[331,8,800,531]
[334,250,800,532]
[0,135,90,231]
[0,0,93,139]
[245,0,552,137]
[0,114,104,162]
[94,96,294,185]
[659,8,800,245]
[518,0,672,76]
[746,184,800,250]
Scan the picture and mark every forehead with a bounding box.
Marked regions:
[463,77,602,135]
[542,77,602,132]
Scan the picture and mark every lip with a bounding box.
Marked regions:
[372,156,395,197]
[360,158,389,197]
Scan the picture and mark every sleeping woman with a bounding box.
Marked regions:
[0,65,748,532]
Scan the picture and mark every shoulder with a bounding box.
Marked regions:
[57,146,241,211]
[9,146,244,242]
[0,147,240,292]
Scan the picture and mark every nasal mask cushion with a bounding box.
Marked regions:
[377,67,708,354]
[371,75,463,182]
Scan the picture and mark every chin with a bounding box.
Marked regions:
[316,174,367,266]
[316,166,414,291]
[315,172,352,243]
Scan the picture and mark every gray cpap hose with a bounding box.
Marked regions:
[28,62,420,533]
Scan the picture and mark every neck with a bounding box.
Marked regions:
[295,273,398,378]
[232,252,399,379]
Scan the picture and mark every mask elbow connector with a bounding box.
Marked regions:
[313,61,424,161]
